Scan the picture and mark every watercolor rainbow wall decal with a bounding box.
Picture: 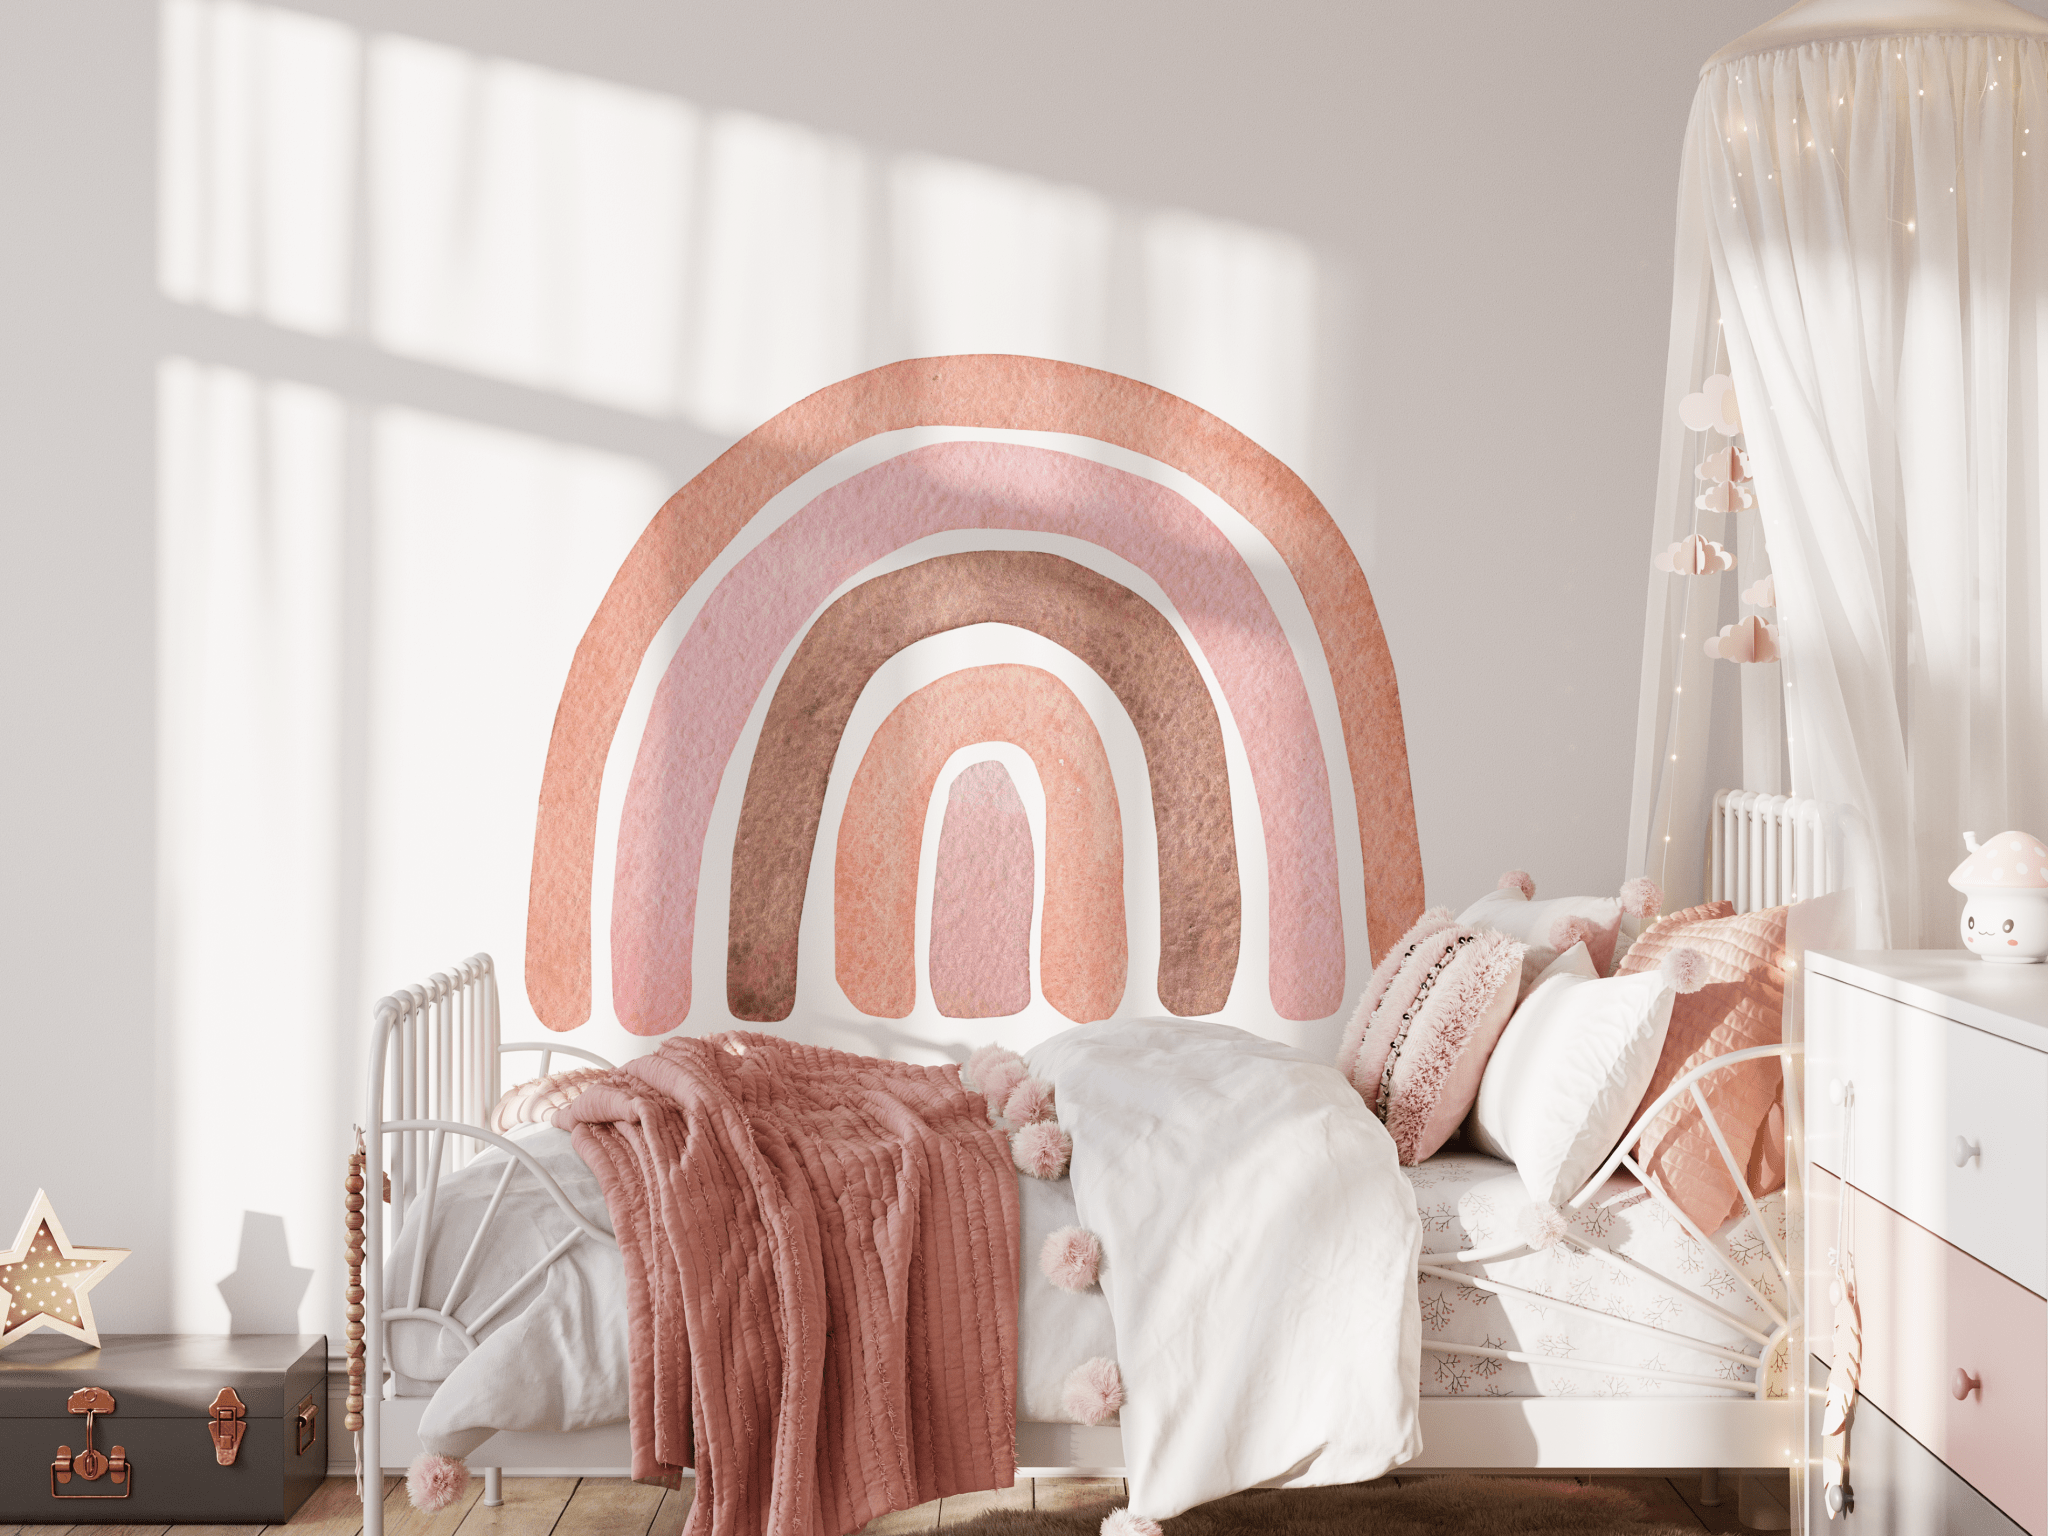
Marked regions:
[525,355,1420,1039]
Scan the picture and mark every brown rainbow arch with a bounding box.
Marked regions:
[835,665,1126,1024]
[721,551,1235,1025]
[526,355,1421,1030]
[926,760,1036,1021]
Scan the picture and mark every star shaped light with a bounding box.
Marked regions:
[0,1190,129,1350]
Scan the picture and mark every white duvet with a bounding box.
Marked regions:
[1029,1021,1421,1520]
[387,1019,1424,1511]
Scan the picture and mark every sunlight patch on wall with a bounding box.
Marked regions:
[368,35,699,417]
[1143,212,1319,481]
[158,0,359,334]
[361,408,666,1049]
[157,0,1326,482]
[158,357,346,1331]
[890,155,1115,369]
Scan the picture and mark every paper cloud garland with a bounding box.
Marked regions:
[1741,574,1776,608]
[1654,534,1735,576]
[1695,480,1756,515]
[1680,374,1743,437]
[1694,445,1751,485]
[1704,615,1779,663]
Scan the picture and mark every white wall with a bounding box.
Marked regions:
[2,0,1793,1341]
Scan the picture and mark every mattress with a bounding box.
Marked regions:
[381,1128,1787,1444]
[1409,1149,1790,1400]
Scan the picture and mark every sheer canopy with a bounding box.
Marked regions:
[1629,0,2048,946]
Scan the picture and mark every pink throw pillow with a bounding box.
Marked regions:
[1617,901,1788,1232]
[1336,910,1526,1165]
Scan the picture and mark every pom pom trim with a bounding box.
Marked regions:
[1661,945,1711,994]
[1039,1225,1103,1291]
[1548,914,1598,953]
[1619,877,1664,922]
[1497,870,1536,900]
[1061,1356,1124,1426]
[407,1453,471,1512]
[1012,1120,1073,1179]
[1004,1075,1057,1127]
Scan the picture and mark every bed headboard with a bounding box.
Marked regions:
[524,355,1420,1045]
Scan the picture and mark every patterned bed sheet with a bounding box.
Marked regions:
[1406,1150,1791,1400]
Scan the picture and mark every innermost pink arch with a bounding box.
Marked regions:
[928,761,1035,1019]
[612,439,1345,1026]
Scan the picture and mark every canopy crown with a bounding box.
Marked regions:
[1706,0,2048,72]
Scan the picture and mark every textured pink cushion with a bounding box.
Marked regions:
[489,1066,608,1134]
[1336,910,1525,1165]
[1618,901,1788,1232]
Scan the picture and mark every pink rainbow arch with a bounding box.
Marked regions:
[526,355,1422,1029]
[927,760,1036,1020]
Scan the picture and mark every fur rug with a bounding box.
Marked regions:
[948,1478,1701,1535]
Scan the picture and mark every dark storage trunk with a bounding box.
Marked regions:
[0,1333,326,1524]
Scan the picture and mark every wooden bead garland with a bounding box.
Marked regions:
[344,1127,367,1433]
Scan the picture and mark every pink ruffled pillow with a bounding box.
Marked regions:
[1336,910,1526,1164]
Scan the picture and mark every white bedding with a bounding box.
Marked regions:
[1029,1022,1421,1521]
[382,1035,1783,1470]
[1410,1150,1791,1399]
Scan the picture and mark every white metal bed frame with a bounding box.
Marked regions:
[356,955,1802,1534]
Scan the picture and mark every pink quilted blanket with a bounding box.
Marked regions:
[555,1033,1021,1536]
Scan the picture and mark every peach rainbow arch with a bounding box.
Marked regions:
[527,355,1421,1030]
[835,665,1126,1024]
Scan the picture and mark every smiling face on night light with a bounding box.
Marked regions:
[1962,895,2048,963]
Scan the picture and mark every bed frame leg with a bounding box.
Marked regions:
[1700,1468,1724,1507]
[483,1466,503,1507]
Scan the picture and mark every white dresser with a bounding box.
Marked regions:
[1805,952,2048,1536]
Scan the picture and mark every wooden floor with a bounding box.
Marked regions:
[0,1470,1786,1535]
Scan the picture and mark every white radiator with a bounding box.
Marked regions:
[1710,790,1840,913]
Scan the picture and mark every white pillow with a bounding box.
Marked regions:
[1468,943,1679,1208]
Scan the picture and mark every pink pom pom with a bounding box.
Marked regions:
[1039,1225,1103,1291]
[962,1044,1021,1094]
[979,1054,1030,1115]
[1004,1076,1057,1126]
[407,1453,470,1512]
[1102,1511,1163,1536]
[1062,1356,1124,1426]
[1012,1120,1073,1180]
[1619,877,1664,922]
[1497,870,1536,899]
[1548,914,1598,953]
[1662,945,1711,994]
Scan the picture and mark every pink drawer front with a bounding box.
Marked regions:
[1811,1169,2048,1535]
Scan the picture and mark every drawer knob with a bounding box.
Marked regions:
[1954,1369,1982,1401]
[1954,1136,1983,1168]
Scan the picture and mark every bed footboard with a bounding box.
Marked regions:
[358,954,619,1536]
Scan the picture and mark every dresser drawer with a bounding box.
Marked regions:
[1810,1169,2048,1535]
[1807,972,2048,1292]
[1809,1359,2026,1536]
